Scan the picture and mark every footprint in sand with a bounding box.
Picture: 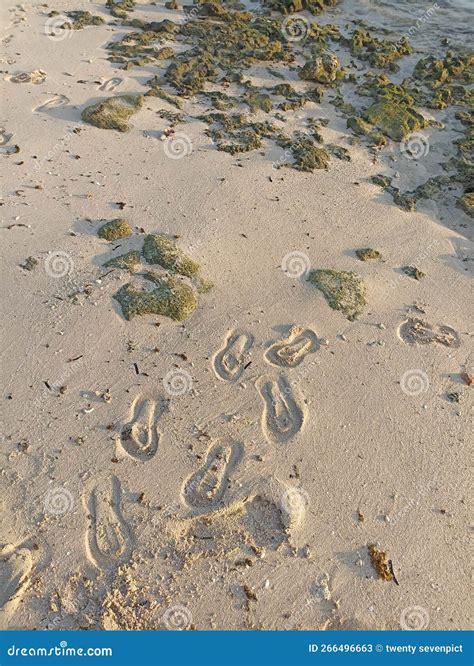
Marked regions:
[398,318,461,348]
[118,397,164,462]
[7,70,46,84]
[0,545,33,622]
[256,375,306,444]
[264,325,319,368]
[0,128,18,155]
[84,476,133,572]
[212,330,254,382]
[99,77,123,91]
[33,94,70,113]
[182,440,243,510]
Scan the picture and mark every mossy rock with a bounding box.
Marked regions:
[347,117,386,147]
[348,30,412,70]
[356,248,380,261]
[114,274,198,321]
[104,250,140,272]
[280,132,329,171]
[98,219,133,241]
[142,234,200,278]
[363,100,426,141]
[308,269,366,320]
[81,95,143,132]
[62,11,105,29]
[298,53,341,84]
[457,191,474,218]
[402,265,425,280]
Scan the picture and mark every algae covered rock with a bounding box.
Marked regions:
[363,100,426,141]
[62,11,105,29]
[356,248,380,261]
[457,191,474,218]
[81,95,143,132]
[104,250,140,272]
[308,269,366,320]
[402,265,425,280]
[142,234,200,277]
[298,53,341,84]
[98,218,133,241]
[114,274,198,321]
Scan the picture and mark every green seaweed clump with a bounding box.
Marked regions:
[81,95,143,132]
[347,117,386,148]
[245,91,273,114]
[114,274,198,321]
[457,191,474,218]
[298,53,341,84]
[98,218,133,241]
[60,11,105,29]
[279,132,330,171]
[413,51,474,108]
[204,112,277,155]
[104,250,140,272]
[142,234,200,277]
[363,99,426,141]
[308,268,366,320]
[349,30,412,70]
[402,265,425,280]
[356,248,380,261]
[264,0,338,15]
[106,0,136,19]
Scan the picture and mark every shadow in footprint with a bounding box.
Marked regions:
[118,396,164,461]
[99,77,123,92]
[212,330,254,382]
[265,325,319,368]
[0,545,33,626]
[182,440,243,511]
[256,375,306,444]
[398,318,461,348]
[33,94,70,113]
[84,476,133,572]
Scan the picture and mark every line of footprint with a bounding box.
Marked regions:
[4,317,459,610]
[213,325,318,444]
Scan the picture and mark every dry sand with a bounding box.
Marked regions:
[0,0,472,632]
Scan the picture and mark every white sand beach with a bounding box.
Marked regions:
[0,0,472,632]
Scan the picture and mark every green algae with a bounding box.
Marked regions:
[145,78,183,108]
[81,95,143,132]
[106,0,136,19]
[104,250,140,272]
[142,234,200,278]
[356,248,380,261]
[402,265,425,280]
[327,144,350,161]
[203,112,277,155]
[157,109,185,124]
[278,132,330,171]
[348,29,412,70]
[244,91,273,114]
[308,269,366,320]
[363,100,426,141]
[55,10,105,29]
[457,191,474,218]
[114,274,198,321]
[298,53,341,84]
[371,174,392,188]
[264,0,338,14]
[98,218,133,241]
[347,117,386,148]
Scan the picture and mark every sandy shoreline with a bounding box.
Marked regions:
[0,0,472,631]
